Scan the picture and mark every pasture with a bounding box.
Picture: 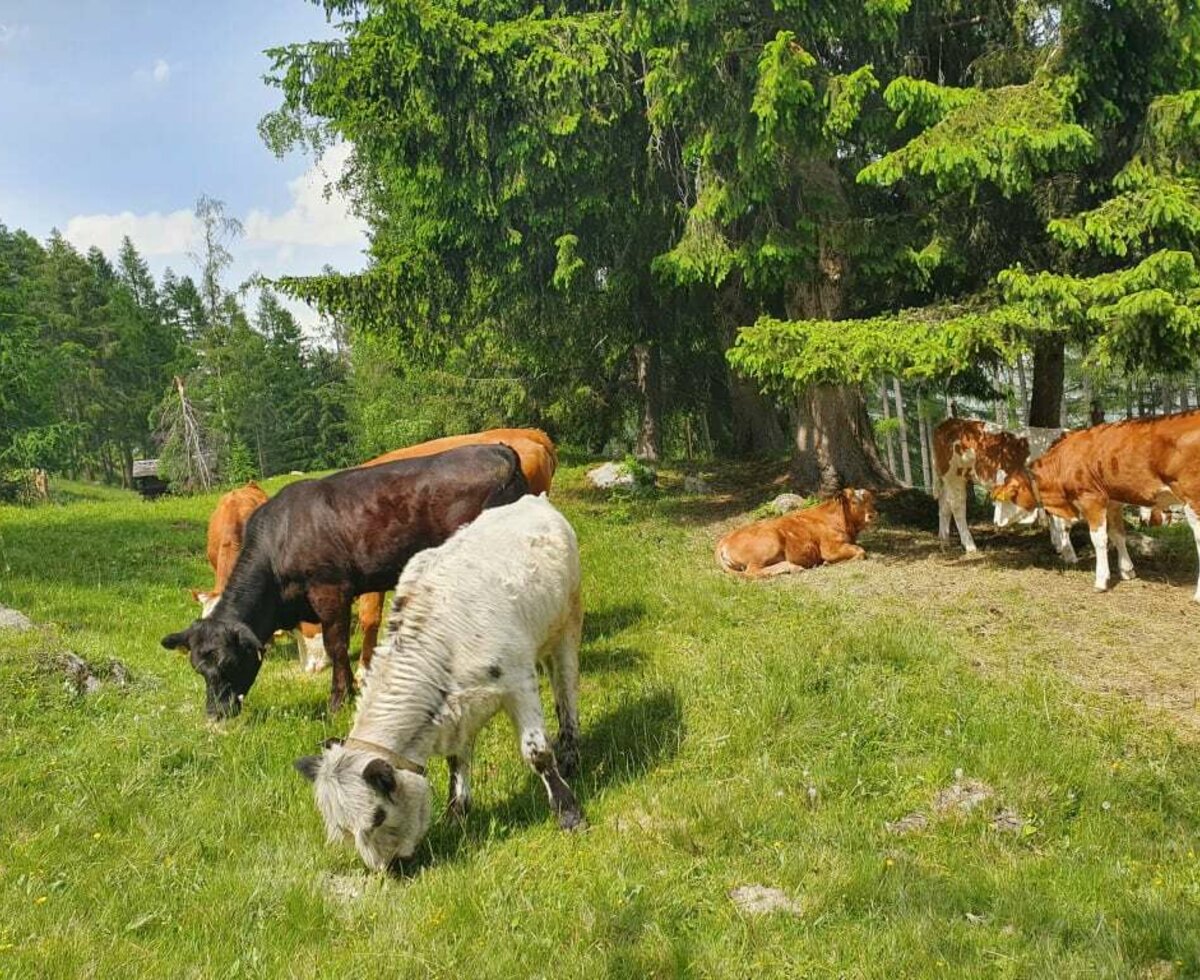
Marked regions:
[2,464,1200,978]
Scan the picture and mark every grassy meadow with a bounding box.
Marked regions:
[2,463,1200,978]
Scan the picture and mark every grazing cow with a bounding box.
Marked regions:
[993,410,1200,597]
[161,445,529,718]
[716,488,877,577]
[350,428,558,671]
[294,494,583,871]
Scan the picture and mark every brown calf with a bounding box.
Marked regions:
[716,489,877,577]
[993,410,1200,598]
[933,419,1032,553]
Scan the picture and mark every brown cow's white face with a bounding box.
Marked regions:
[992,471,1038,526]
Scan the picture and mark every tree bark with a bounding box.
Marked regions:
[1015,354,1030,422]
[879,378,897,475]
[633,343,662,462]
[121,443,134,489]
[729,375,786,455]
[1028,334,1065,427]
[917,400,932,491]
[892,377,913,487]
[790,385,897,494]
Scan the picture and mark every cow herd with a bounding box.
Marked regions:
[159,410,1200,871]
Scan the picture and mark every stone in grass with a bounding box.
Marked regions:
[728,885,803,917]
[683,475,713,494]
[885,811,929,835]
[56,652,132,696]
[933,778,994,816]
[769,493,808,515]
[990,808,1024,834]
[0,605,34,631]
[586,462,635,490]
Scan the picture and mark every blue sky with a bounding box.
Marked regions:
[0,1,369,334]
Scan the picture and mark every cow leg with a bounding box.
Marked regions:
[357,591,385,673]
[1082,501,1111,592]
[1185,505,1200,602]
[447,750,473,819]
[937,483,952,543]
[310,587,354,712]
[1050,515,1079,564]
[505,677,583,830]
[946,476,976,552]
[546,589,582,779]
[821,541,867,564]
[1108,503,1136,581]
[295,622,329,673]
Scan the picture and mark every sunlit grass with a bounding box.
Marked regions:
[0,468,1198,977]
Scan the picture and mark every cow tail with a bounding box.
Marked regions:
[486,443,529,508]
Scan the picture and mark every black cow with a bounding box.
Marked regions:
[162,444,528,718]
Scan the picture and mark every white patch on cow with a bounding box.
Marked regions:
[297,630,330,673]
[1184,505,1200,602]
[198,592,219,618]
[1090,514,1110,592]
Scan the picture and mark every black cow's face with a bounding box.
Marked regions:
[161,619,264,718]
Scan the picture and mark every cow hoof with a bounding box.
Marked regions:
[304,659,329,674]
[1094,583,1109,593]
[1120,570,1137,581]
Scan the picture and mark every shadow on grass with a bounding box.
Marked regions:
[583,601,647,643]
[581,645,648,674]
[395,685,684,874]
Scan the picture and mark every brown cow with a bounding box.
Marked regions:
[716,489,877,577]
[351,428,557,669]
[993,410,1200,597]
[193,481,268,617]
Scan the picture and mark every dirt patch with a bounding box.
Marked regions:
[0,605,33,631]
[729,884,803,916]
[933,777,994,816]
[48,652,132,696]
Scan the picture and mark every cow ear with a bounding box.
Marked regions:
[234,623,264,657]
[294,756,322,782]
[362,758,397,797]
[161,628,192,652]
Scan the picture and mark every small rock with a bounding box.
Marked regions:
[55,652,131,696]
[933,778,993,816]
[991,808,1024,834]
[886,811,929,835]
[683,475,712,494]
[729,885,803,916]
[770,493,807,515]
[0,606,33,631]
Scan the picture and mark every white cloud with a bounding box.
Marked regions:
[244,142,368,249]
[0,22,30,51]
[63,209,199,258]
[133,57,172,85]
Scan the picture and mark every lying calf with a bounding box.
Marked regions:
[294,493,584,871]
[716,488,877,577]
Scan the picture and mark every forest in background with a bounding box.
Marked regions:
[5,1,1200,498]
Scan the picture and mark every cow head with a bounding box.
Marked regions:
[161,618,265,719]
[841,487,878,534]
[991,469,1039,526]
[294,743,432,872]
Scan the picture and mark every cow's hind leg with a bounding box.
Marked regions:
[1185,505,1200,602]
[357,591,385,673]
[545,589,582,778]
[937,485,952,543]
[505,677,583,830]
[1108,503,1136,581]
[949,477,977,553]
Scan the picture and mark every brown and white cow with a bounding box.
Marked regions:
[350,428,558,670]
[716,488,877,577]
[934,418,1075,558]
[993,410,1200,597]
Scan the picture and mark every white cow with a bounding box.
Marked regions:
[294,493,584,871]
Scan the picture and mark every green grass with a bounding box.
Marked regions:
[1,467,1199,978]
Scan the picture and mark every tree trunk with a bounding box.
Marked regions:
[1180,387,1191,412]
[729,375,787,455]
[789,385,898,494]
[121,443,134,489]
[633,343,662,462]
[1015,355,1030,422]
[879,378,897,475]
[1163,384,1174,416]
[1028,334,1065,427]
[891,377,913,487]
[917,400,932,491]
